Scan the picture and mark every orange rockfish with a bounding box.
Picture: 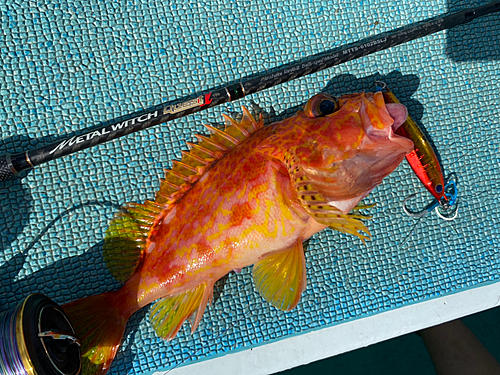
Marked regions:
[63,91,413,374]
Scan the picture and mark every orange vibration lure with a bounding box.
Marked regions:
[376,82,458,220]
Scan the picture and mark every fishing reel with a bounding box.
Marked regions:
[0,294,81,375]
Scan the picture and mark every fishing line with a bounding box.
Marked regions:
[0,1,499,182]
[446,134,497,171]
[15,201,120,263]
[0,304,27,374]
[0,294,81,375]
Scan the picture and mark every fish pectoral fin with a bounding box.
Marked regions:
[104,200,164,283]
[150,283,211,340]
[252,239,306,311]
[284,151,371,242]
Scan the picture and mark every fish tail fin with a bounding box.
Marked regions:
[63,291,129,375]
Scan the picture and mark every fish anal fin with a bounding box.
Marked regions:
[104,200,164,283]
[150,283,212,340]
[253,239,306,311]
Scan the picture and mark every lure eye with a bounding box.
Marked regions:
[304,94,339,118]
[435,184,443,194]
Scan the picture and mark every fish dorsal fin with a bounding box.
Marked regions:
[150,283,212,340]
[155,107,264,206]
[103,200,164,283]
[253,239,306,311]
[284,152,371,242]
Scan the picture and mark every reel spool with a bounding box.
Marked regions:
[0,293,81,375]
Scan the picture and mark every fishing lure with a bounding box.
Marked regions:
[62,91,414,374]
[376,83,458,220]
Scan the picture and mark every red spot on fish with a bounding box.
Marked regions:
[229,202,253,227]
[240,154,266,182]
[196,240,214,261]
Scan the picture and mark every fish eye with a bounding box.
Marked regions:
[304,94,339,118]
[318,99,338,116]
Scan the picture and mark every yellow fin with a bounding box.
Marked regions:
[284,151,371,242]
[353,202,377,210]
[155,106,264,207]
[347,202,375,221]
[103,200,164,283]
[150,283,211,340]
[253,240,306,311]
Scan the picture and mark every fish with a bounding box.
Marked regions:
[62,91,414,374]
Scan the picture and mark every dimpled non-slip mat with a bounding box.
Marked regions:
[0,0,499,373]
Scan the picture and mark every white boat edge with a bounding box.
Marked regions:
[145,281,500,375]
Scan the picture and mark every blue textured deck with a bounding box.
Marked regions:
[0,0,499,374]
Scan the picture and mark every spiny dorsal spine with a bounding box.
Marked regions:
[155,107,263,206]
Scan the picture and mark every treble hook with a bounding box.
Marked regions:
[402,180,458,220]
[402,194,439,218]
[435,180,459,221]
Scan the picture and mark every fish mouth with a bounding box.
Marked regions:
[385,103,408,132]
[356,93,413,150]
[384,102,414,151]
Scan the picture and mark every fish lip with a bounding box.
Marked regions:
[385,102,414,151]
[386,103,408,132]
[357,94,414,151]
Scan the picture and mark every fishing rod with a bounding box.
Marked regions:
[1,1,499,182]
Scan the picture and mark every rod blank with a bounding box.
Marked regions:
[1,1,499,182]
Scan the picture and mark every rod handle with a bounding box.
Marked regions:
[0,153,18,182]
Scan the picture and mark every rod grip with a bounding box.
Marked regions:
[0,153,18,182]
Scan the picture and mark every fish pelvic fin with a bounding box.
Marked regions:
[155,106,264,207]
[150,283,212,341]
[253,239,306,311]
[104,200,164,283]
[63,292,129,375]
[284,151,371,242]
